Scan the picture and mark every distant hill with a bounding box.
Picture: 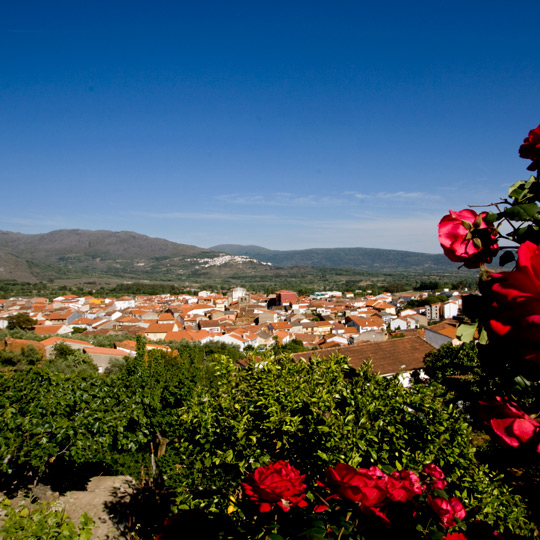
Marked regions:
[0,230,475,287]
[0,229,207,261]
[0,229,219,282]
[0,248,39,282]
[210,244,459,272]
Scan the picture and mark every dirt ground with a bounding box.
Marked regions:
[31,475,136,539]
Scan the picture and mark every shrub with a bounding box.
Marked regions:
[0,497,94,539]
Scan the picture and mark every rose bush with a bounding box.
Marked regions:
[436,124,540,536]
[478,396,540,450]
[241,460,308,512]
[519,124,540,171]
[438,209,499,268]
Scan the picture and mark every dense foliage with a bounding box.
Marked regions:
[422,343,485,404]
[0,341,535,538]
[0,341,215,494]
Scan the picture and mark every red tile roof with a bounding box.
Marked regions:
[292,336,434,376]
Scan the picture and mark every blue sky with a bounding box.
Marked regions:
[2,1,540,253]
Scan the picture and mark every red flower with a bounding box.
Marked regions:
[438,209,499,268]
[480,241,540,365]
[241,461,308,512]
[519,124,540,171]
[319,463,388,506]
[316,463,391,521]
[386,470,424,502]
[478,396,540,450]
[423,463,447,490]
[428,495,466,527]
[444,533,467,540]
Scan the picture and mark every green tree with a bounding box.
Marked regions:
[422,342,485,404]
[45,343,98,376]
[7,312,37,331]
[0,345,42,370]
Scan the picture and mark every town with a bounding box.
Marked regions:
[0,286,464,375]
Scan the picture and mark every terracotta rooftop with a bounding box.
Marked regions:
[33,325,65,335]
[40,336,90,347]
[84,346,128,357]
[426,321,459,339]
[292,336,434,376]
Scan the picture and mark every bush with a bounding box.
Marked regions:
[161,354,533,538]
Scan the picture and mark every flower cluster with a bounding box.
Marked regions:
[242,461,466,530]
[315,464,421,521]
[315,462,464,528]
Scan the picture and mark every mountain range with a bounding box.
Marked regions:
[0,229,470,285]
[210,244,456,270]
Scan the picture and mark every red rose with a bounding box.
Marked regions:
[316,463,392,522]
[438,209,499,268]
[423,463,447,490]
[428,495,466,527]
[478,396,540,450]
[480,241,540,364]
[319,463,388,506]
[519,124,540,171]
[386,470,424,502]
[241,461,308,512]
[444,533,467,540]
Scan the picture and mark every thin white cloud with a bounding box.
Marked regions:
[132,210,269,222]
[345,191,370,200]
[376,191,441,201]
[215,190,441,207]
[215,192,350,207]
[0,216,67,229]
[131,210,323,227]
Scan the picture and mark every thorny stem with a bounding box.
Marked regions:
[471,202,506,207]
[469,201,521,236]
[337,512,352,540]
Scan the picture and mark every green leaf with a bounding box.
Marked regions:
[478,326,489,345]
[456,322,477,342]
[484,211,500,226]
[504,203,540,221]
[513,375,531,390]
[508,180,527,200]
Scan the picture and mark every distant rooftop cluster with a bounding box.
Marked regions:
[0,286,464,375]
